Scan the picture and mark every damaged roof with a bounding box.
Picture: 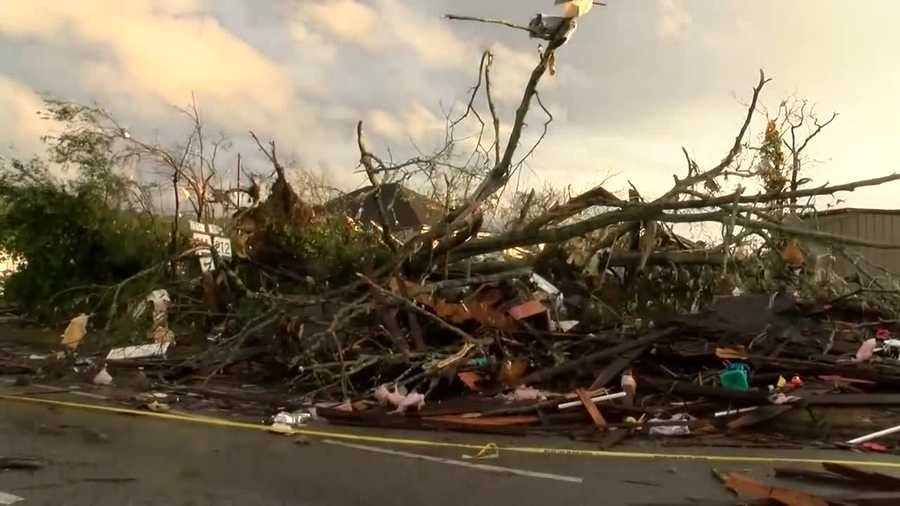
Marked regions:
[325,183,444,230]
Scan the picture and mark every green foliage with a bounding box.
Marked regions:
[271,215,391,288]
[0,157,168,319]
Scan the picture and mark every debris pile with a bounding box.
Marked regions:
[5,2,900,460]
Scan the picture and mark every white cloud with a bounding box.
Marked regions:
[0,77,53,157]
[0,1,299,129]
[489,43,542,103]
[368,109,404,141]
[304,0,378,47]
[296,0,468,69]
[367,102,444,144]
[658,0,693,41]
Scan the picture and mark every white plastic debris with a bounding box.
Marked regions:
[769,393,801,405]
[648,413,694,436]
[501,385,550,402]
[558,391,626,410]
[0,491,24,505]
[552,320,580,332]
[878,339,900,359]
[847,423,900,446]
[273,410,314,427]
[146,289,174,344]
[92,366,113,386]
[106,342,170,361]
[714,406,758,418]
[531,273,563,310]
[147,289,170,314]
[145,400,170,413]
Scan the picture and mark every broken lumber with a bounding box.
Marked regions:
[515,328,676,386]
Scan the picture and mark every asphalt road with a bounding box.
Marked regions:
[3,391,900,506]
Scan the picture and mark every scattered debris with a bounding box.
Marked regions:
[273,410,314,427]
[145,289,174,344]
[720,471,828,506]
[106,342,170,361]
[847,423,900,446]
[0,492,24,505]
[4,6,900,462]
[144,400,170,413]
[267,423,295,435]
[60,313,89,351]
[648,414,694,437]
[374,384,425,413]
[92,366,113,386]
[557,391,625,410]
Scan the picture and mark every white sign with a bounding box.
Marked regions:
[213,236,232,258]
[188,221,232,271]
[198,256,216,273]
[107,342,171,360]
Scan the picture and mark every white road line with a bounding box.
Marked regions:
[323,439,583,484]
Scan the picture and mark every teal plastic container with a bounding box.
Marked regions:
[719,363,750,391]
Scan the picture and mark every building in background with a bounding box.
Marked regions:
[324,183,444,240]
[807,208,900,276]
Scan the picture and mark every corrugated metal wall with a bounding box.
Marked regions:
[813,212,900,275]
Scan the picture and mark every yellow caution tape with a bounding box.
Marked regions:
[462,442,499,460]
[3,393,900,469]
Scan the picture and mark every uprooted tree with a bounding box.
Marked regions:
[191,8,900,393]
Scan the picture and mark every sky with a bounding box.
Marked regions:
[1,0,899,208]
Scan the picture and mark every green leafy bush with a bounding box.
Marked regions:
[0,158,168,319]
[270,215,390,288]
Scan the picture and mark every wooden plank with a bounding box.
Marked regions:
[589,345,648,390]
[722,472,828,506]
[805,394,900,406]
[822,463,900,490]
[774,467,857,485]
[726,405,793,430]
[575,388,607,428]
[515,328,676,386]
[421,415,539,427]
[643,376,771,404]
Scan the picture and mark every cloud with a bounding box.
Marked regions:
[0,1,298,129]
[367,102,444,144]
[296,0,468,69]
[658,0,693,41]
[302,0,378,47]
[288,18,338,65]
[489,43,542,103]
[0,77,52,157]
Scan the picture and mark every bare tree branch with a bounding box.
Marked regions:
[444,14,536,35]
